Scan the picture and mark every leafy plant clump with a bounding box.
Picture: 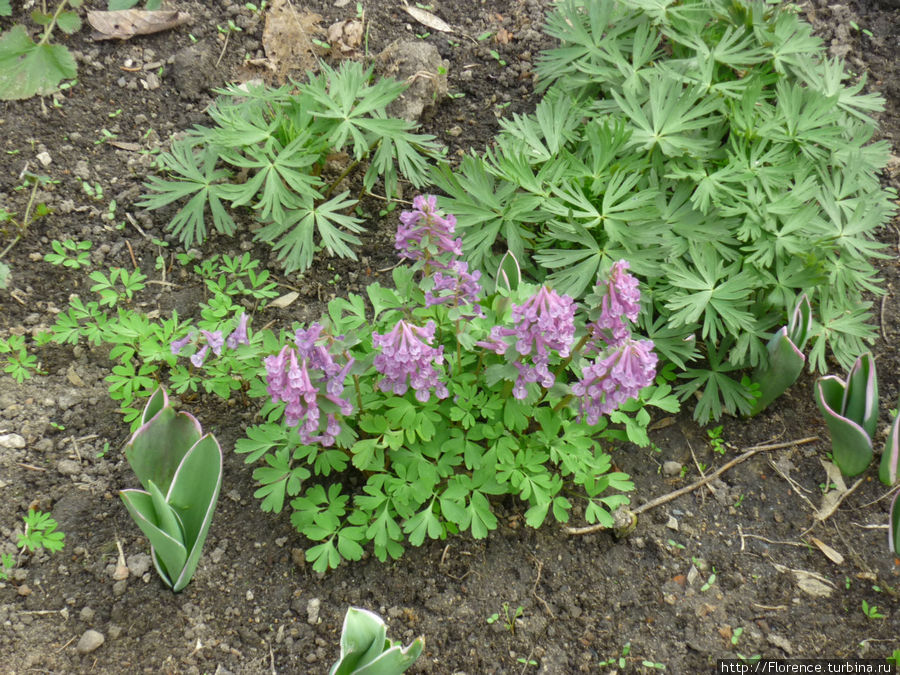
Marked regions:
[156,198,678,571]
[0,0,81,100]
[139,61,444,275]
[431,0,897,421]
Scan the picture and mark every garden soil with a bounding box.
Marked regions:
[1,0,900,673]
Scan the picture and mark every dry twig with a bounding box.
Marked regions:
[565,436,819,536]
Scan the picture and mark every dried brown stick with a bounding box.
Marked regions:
[565,436,819,536]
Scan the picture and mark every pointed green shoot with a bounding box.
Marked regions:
[494,250,521,294]
[124,387,202,494]
[787,293,812,351]
[330,607,423,675]
[880,410,899,487]
[815,375,873,477]
[119,489,188,587]
[890,489,899,556]
[750,294,812,416]
[164,434,223,592]
[120,388,222,592]
[841,352,877,441]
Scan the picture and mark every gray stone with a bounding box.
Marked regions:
[76,629,104,654]
[126,553,151,578]
[377,39,448,122]
[79,606,95,623]
[0,434,26,449]
[306,598,320,625]
[662,461,683,477]
[57,460,81,476]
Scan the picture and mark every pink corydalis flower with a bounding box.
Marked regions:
[372,319,448,402]
[395,195,462,262]
[226,313,250,349]
[572,338,658,425]
[589,260,641,347]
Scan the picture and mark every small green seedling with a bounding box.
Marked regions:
[861,600,885,620]
[486,602,523,635]
[701,568,717,592]
[599,643,631,669]
[18,510,66,554]
[44,239,92,269]
[707,426,725,454]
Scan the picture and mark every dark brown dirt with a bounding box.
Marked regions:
[1,0,899,674]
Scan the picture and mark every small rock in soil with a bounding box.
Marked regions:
[57,459,81,476]
[306,597,320,625]
[126,553,151,578]
[663,460,683,477]
[80,606,95,623]
[76,629,105,654]
[0,433,26,449]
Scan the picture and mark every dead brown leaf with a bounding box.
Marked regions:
[403,6,453,33]
[88,10,191,41]
[262,0,324,79]
[809,536,845,565]
[326,19,363,57]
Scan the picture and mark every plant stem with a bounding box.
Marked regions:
[39,0,69,47]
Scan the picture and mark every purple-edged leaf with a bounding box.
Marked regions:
[842,352,877,440]
[787,294,812,351]
[890,489,899,556]
[815,377,873,477]
[125,403,202,494]
[880,411,899,486]
[750,327,805,416]
[166,434,223,592]
[494,250,521,293]
[142,386,168,425]
[119,489,187,588]
[332,607,389,674]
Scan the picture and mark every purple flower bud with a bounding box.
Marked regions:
[424,260,484,316]
[200,330,224,357]
[190,345,209,368]
[170,332,194,355]
[226,313,250,349]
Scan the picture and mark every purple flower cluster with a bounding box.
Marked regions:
[589,260,641,347]
[372,320,448,402]
[478,286,576,399]
[264,323,354,447]
[572,338,658,425]
[575,262,657,424]
[397,195,484,318]
[171,313,250,367]
[424,260,484,317]
[395,194,462,262]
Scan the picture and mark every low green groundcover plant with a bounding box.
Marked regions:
[158,197,678,571]
[139,61,443,275]
[431,0,897,421]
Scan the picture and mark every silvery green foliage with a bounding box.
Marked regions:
[814,353,877,478]
[432,0,897,422]
[120,387,222,592]
[329,607,423,675]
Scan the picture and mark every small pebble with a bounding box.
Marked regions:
[57,459,81,476]
[76,629,105,654]
[662,461,683,477]
[306,598,321,625]
[0,434,26,449]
